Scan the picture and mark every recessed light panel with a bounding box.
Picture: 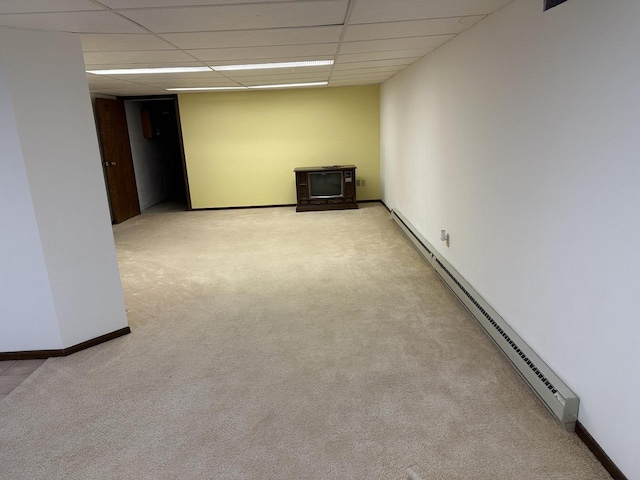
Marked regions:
[248,82,328,89]
[212,60,333,71]
[167,86,247,91]
[87,66,212,75]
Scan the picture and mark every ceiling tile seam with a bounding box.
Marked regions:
[335,59,418,65]
[149,23,345,35]
[0,23,96,35]
[329,71,397,78]
[86,60,212,65]
[332,73,400,77]
[88,0,246,87]
[88,73,173,89]
[332,69,402,74]
[208,55,335,62]
[339,50,431,57]
[213,72,332,78]
[327,0,356,79]
[86,48,183,53]
[339,49,436,56]
[157,24,342,35]
[331,70,398,75]
[329,81,382,86]
[394,20,489,70]
[109,0,341,12]
[83,49,181,53]
[341,33,457,43]
[0,10,108,17]
[182,42,340,51]
[347,14,489,27]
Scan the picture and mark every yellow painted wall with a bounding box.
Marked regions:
[178,86,380,208]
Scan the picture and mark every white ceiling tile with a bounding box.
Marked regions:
[144,79,243,88]
[349,0,511,24]
[86,76,137,87]
[0,11,145,33]
[332,65,404,74]
[343,16,484,41]
[330,74,392,82]
[160,26,342,50]
[120,72,225,81]
[340,35,453,54]
[85,61,206,69]
[86,76,144,86]
[97,87,169,96]
[337,49,429,63]
[333,58,415,69]
[102,0,293,7]
[331,69,398,78]
[93,72,225,83]
[81,34,176,52]
[329,79,382,86]
[227,72,329,83]
[211,56,334,67]
[223,66,332,78]
[188,44,337,62]
[119,1,349,33]
[0,0,103,13]
[84,50,195,65]
[241,77,328,86]
[86,77,169,94]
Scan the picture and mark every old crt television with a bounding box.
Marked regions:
[294,165,357,212]
[309,171,344,198]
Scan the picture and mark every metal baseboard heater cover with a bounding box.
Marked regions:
[391,209,579,431]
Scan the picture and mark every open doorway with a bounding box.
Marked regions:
[123,97,189,213]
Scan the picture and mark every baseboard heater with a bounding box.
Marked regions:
[391,209,579,431]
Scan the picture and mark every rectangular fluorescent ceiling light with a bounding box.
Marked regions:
[167,86,247,91]
[212,60,333,71]
[249,82,328,89]
[87,66,212,75]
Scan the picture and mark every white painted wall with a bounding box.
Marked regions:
[0,28,128,350]
[0,62,62,351]
[380,0,640,477]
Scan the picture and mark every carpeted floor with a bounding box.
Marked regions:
[0,203,610,479]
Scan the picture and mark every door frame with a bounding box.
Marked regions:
[95,97,141,224]
[116,94,192,211]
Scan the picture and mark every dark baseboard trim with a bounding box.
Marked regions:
[191,200,385,211]
[0,327,131,361]
[575,421,628,480]
[192,203,296,211]
[378,199,391,212]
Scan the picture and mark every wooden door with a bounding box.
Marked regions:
[95,98,140,224]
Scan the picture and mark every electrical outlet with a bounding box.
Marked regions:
[361,179,366,187]
[441,230,450,247]
[356,179,361,186]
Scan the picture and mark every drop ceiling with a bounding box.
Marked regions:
[0,0,512,96]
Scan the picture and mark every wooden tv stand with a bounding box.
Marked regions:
[294,165,358,212]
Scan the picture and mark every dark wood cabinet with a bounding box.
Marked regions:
[294,165,358,212]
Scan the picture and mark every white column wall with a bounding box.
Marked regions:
[0,28,128,350]
[380,0,640,477]
[0,62,62,351]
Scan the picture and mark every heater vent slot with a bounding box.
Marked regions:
[390,209,579,430]
[434,258,561,401]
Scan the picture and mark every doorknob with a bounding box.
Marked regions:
[110,162,117,166]
[103,162,109,167]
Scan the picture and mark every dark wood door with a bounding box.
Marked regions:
[95,98,140,224]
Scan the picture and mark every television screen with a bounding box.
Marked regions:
[309,172,342,198]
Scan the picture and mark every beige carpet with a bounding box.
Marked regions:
[0,203,610,479]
